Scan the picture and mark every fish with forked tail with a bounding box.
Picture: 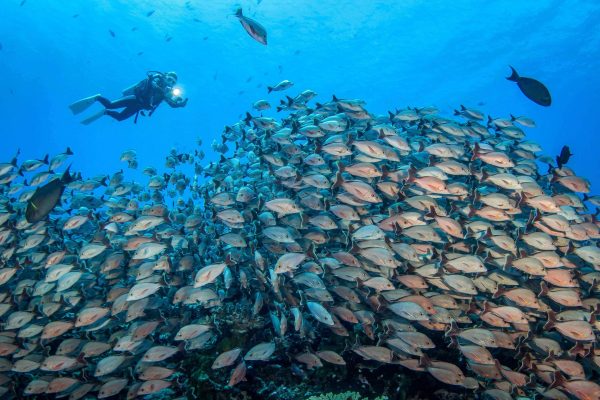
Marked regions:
[506,66,551,106]
[235,8,267,45]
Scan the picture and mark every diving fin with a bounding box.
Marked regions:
[80,109,105,125]
[69,94,101,115]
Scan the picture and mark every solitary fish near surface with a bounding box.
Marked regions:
[506,66,551,106]
[235,8,267,45]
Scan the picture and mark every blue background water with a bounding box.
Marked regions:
[1,0,599,190]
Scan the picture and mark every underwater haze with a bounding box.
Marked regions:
[1,0,599,185]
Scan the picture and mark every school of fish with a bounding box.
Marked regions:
[0,90,599,400]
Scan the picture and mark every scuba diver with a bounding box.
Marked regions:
[69,71,188,125]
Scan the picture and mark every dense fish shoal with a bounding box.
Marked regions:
[0,90,598,400]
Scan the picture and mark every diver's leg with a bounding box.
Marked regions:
[97,95,138,109]
[105,106,140,121]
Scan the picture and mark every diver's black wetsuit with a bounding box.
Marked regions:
[99,73,187,122]
[96,95,141,121]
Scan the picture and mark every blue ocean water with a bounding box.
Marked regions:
[1,0,599,188]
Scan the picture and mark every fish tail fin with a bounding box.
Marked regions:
[345,134,354,147]
[425,206,437,219]
[418,354,432,368]
[448,336,459,349]
[381,164,389,179]
[538,281,549,297]
[76,352,89,365]
[503,254,514,270]
[544,310,556,331]
[591,304,600,325]
[510,114,516,121]
[568,342,586,358]
[453,109,460,116]
[471,143,480,161]
[306,243,317,260]
[405,165,416,184]
[62,164,74,184]
[332,95,339,102]
[549,371,566,390]
[506,66,519,82]
[550,168,559,183]
[267,87,273,94]
[66,147,74,155]
[482,301,492,314]
[291,120,299,134]
[445,320,459,338]
[42,154,49,164]
[492,285,506,299]
[466,204,476,218]
[235,8,243,17]
[480,168,489,182]
[244,112,252,126]
[332,169,344,190]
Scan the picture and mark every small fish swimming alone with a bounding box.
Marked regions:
[25,167,74,223]
[235,8,267,45]
[506,66,551,106]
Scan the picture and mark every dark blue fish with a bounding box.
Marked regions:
[556,145,573,169]
[235,8,267,45]
[506,66,551,106]
[109,29,116,37]
[26,167,74,223]
[20,0,26,6]
[146,10,155,17]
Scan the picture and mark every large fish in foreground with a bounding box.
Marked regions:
[25,166,73,223]
[235,8,267,45]
[506,66,551,106]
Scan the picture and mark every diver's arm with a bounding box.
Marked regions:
[165,95,188,108]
